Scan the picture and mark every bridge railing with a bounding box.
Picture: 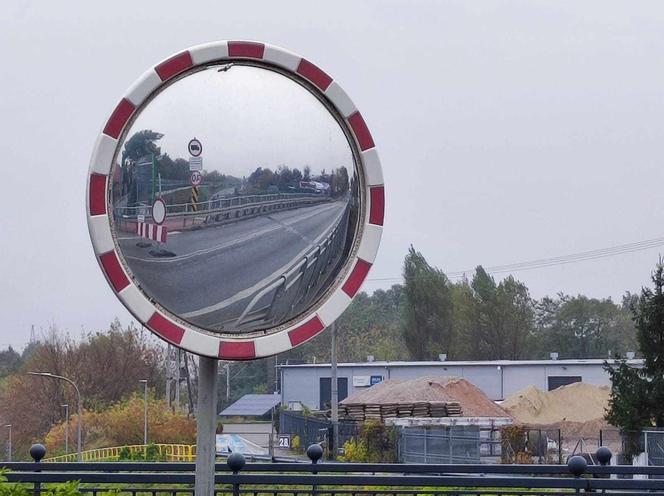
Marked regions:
[230,203,350,330]
[5,445,664,496]
[43,444,196,463]
[114,192,332,233]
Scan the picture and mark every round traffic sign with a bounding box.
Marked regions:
[190,171,202,186]
[151,198,166,225]
[188,138,202,157]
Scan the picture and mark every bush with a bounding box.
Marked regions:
[0,472,82,496]
[501,425,532,464]
[338,420,396,463]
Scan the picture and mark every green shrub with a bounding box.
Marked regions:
[338,420,396,463]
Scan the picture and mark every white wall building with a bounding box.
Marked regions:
[279,358,643,410]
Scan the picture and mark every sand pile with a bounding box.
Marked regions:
[341,376,511,418]
[502,382,610,425]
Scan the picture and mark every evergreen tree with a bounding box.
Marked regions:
[401,246,455,359]
[606,262,664,453]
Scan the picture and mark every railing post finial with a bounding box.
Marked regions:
[596,446,612,466]
[29,444,46,463]
[567,455,588,477]
[227,452,245,475]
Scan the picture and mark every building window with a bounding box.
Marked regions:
[319,377,348,410]
[547,376,582,391]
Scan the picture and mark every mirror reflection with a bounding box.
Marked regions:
[110,63,360,334]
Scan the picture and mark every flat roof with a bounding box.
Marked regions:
[219,393,281,416]
[279,358,643,368]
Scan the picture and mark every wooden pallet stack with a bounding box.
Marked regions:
[445,401,463,416]
[397,404,413,417]
[380,403,399,419]
[365,403,382,420]
[341,401,465,422]
[429,401,447,417]
[412,401,429,417]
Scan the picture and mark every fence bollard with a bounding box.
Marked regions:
[596,446,612,466]
[307,444,323,496]
[307,444,323,472]
[30,444,46,496]
[567,455,588,494]
[227,452,245,496]
[595,446,612,494]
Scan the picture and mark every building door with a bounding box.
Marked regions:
[319,377,348,410]
[547,376,582,390]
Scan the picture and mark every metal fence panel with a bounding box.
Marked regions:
[398,425,480,464]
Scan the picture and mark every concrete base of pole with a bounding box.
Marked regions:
[195,356,219,496]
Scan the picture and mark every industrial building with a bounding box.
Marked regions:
[279,358,643,410]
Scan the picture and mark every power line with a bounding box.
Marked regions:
[367,235,664,283]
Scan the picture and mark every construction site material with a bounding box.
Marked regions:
[502,382,616,455]
[339,376,510,422]
[501,382,610,425]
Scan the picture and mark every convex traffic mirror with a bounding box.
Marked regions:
[87,41,384,359]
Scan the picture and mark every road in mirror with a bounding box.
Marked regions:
[110,63,360,335]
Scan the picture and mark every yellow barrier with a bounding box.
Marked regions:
[44,444,197,462]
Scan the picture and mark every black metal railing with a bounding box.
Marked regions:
[4,443,664,495]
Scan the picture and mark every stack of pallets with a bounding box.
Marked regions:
[429,401,447,417]
[413,401,430,417]
[397,404,414,417]
[365,403,382,420]
[445,401,463,416]
[380,403,399,419]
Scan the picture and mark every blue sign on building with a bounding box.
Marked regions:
[370,375,383,385]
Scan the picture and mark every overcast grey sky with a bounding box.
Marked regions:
[125,64,352,177]
[2,1,664,349]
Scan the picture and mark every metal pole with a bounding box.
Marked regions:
[330,322,338,458]
[166,344,172,410]
[62,405,69,455]
[175,349,181,411]
[76,385,82,461]
[5,425,11,462]
[225,363,230,402]
[195,356,218,496]
[140,380,148,445]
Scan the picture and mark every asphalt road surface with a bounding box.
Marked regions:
[118,199,350,332]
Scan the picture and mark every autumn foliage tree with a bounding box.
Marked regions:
[0,321,165,459]
[44,394,195,455]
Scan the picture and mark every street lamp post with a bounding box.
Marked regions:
[4,425,11,462]
[139,379,148,445]
[28,372,82,461]
[62,404,69,455]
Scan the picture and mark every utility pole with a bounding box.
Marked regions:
[4,425,11,462]
[183,352,195,414]
[330,322,338,458]
[62,404,69,455]
[225,363,231,402]
[175,349,181,411]
[166,344,172,410]
[139,380,148,445]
